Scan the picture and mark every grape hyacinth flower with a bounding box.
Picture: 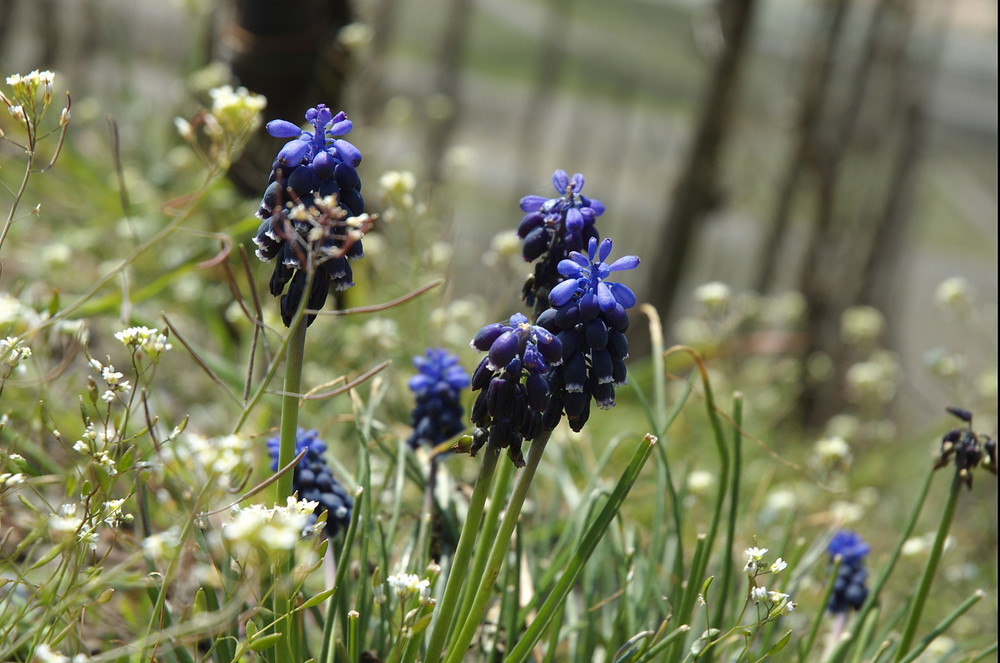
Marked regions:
[407,348,470,451]
[253,105,367,326]
[469,313,562,466]
[517,170,605,315]
[536,237,639,432]
[934,407,997,489]
[826,530,870,614]
[267,429,353,538]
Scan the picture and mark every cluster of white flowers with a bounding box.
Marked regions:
[0,471,25,490]
[168,433,252,490]
[379,170,417,216]
[745,545,795,616]
[32,643,89,663]
[223,497,318,556]
[115,326,172,359]
[385,568,435,606]
[0,336,31,371]
[845,351,899,405]
[48,504,87,545]
[840,305,885,346]
[205,84,266,139]
[88,357,132,403]
[935,276,974,313]
[743,546,787,576]
[142,526,181,563]
[812,435,852,471]
[694,281,732,313]
[750,586,796,617]
[101,498,132,527]
[73,421,119,475]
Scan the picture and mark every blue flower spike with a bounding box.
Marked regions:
[266,429,354,539]
[517,169,605,315]
[253,105,367,327]
[407,349,470,452]
[536,237,639,432]
[826,530,870,614]
[469,313,562,467]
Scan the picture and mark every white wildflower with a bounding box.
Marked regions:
[223,497,317,556]
[115,326,172,358]
[769,558,788,574]
[49,504,83,544]
[686,470,715,496]
[750,586,768,603]
[694,281,731,312]
[744,546,768,572]
[935,276,974,312]
[840,305,885,346]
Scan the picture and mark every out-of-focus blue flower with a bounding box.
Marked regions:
[407,349,470,451]
[827,530,870,614]
[267,429,353,538]
[536,237,639,432]
[469,313,562,466]
[517,170,604,315]
[253,105,366,327]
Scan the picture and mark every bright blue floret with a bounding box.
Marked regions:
[535,237,639,431]
[469,313,562,466]
[253,105,365,326]
[267,428,353,539]
[407,349,470,451]
[517,170,605,315]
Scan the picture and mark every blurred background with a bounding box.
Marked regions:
[1,0,996,433]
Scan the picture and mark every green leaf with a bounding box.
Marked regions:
[299,587,336,610]
[247,633,283,651]
[765,630,792,656]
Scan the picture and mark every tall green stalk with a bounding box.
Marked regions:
[892,472,963,662]
[443,431,553,663]
[422,444,503,663]
[272,315,307,663]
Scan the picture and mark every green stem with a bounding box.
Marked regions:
[276,317,307,501]
[503,434,657,663]
[896,591,983,663]
[443,432,553,663]
[456,456,515,624]
[422,444,502,663]
[273,316,307,663]
[892,472,962,662]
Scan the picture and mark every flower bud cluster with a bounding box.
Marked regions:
[407,349,470,451]
[934,407,997,489]
[469,313,562,466]
[253,105,366,326]
[535,238,639,431]
[517,170,604,315]
[267,429,353,539]
[826,530,870,613]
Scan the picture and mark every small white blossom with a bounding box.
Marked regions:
[0,336,32,369]
[840,306,885,346]
[0,472,25,488]
[223,497,317,557]
[694,282,732,312]
[935,276,974,312]
[49,504,84,544]
[115,326,172,358]
[744,546,768,572]
[769,558,788,574]
[142,527,181,562]
[751,586,768,603]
